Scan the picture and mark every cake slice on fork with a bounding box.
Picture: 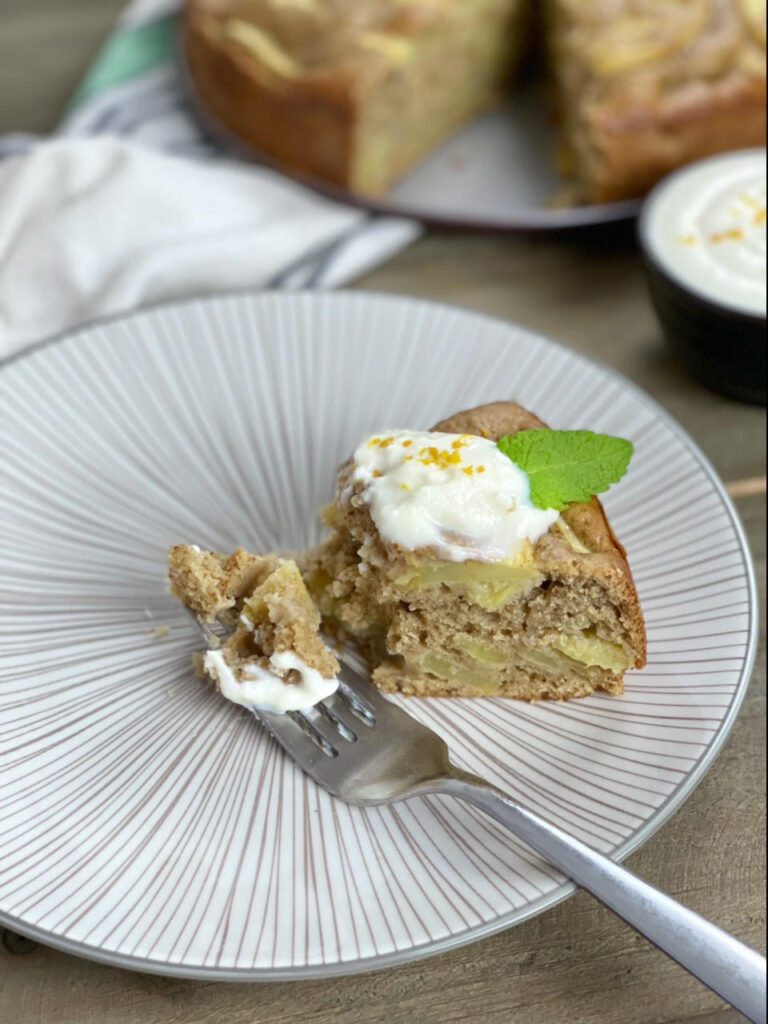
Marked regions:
[169,546,339,712]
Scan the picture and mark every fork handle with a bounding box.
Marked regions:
[443,774,766,1023]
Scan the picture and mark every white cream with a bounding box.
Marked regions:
[204,649,338,713]
[645,150,766,317]
[349,429,558,562]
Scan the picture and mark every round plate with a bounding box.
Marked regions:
[0,292,756,979]
[187,72,641,231]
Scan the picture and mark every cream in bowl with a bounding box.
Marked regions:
[639,149,766,404]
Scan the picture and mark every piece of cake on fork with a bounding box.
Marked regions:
[169,546,339,711]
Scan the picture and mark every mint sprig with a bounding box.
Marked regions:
[497,430,633,511]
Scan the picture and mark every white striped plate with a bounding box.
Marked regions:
[0,292,757,980]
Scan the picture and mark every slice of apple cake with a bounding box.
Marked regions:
[169,546,339,711]
[302,401,645,700]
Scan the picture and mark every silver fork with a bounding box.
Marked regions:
[196,621,765,1021]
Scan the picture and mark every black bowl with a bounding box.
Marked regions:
[638,158,766,406]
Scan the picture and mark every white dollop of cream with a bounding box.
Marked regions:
[645,150,766,317]
[204,649,338,713]
[349,429,559,562]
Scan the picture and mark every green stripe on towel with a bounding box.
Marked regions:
[69,14,178,108]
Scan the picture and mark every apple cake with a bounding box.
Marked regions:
[169,400,645,704]
[168,545,339,711]
[547,0,767,202]
[185,0,531,196]
[301,402,646,700]
[184,0,766,202]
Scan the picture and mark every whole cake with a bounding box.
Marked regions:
[184,0,766,202]
[170,401,645,710]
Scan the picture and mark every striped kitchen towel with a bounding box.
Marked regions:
[0,0,420,355]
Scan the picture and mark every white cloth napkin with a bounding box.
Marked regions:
[0,137,419,357]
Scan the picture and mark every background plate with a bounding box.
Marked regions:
[188,76,641,231]
[0,292,756,979]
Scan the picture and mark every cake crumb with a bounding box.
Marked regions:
[153,625,171,639]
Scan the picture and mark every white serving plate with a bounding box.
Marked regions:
[0,292,756,978]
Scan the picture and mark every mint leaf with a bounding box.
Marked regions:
[497,430,633,511]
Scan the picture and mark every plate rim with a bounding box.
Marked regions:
[0,289,758,981]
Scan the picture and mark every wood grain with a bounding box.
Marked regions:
[726,477,767,498]
[0,4,764,1023]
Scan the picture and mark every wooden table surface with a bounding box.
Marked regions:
[1,4,765,1023]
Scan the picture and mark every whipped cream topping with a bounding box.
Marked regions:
[204,649,338,713]
[349,429,558,562]
[645,150,766,317]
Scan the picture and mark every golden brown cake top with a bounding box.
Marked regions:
[432,401,646,665]
[188,0,518,80]
[548,0,766,105]
[169,545,340,709]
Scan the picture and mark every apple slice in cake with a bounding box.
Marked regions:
[168,546,339,711]
[302,401,646,701]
